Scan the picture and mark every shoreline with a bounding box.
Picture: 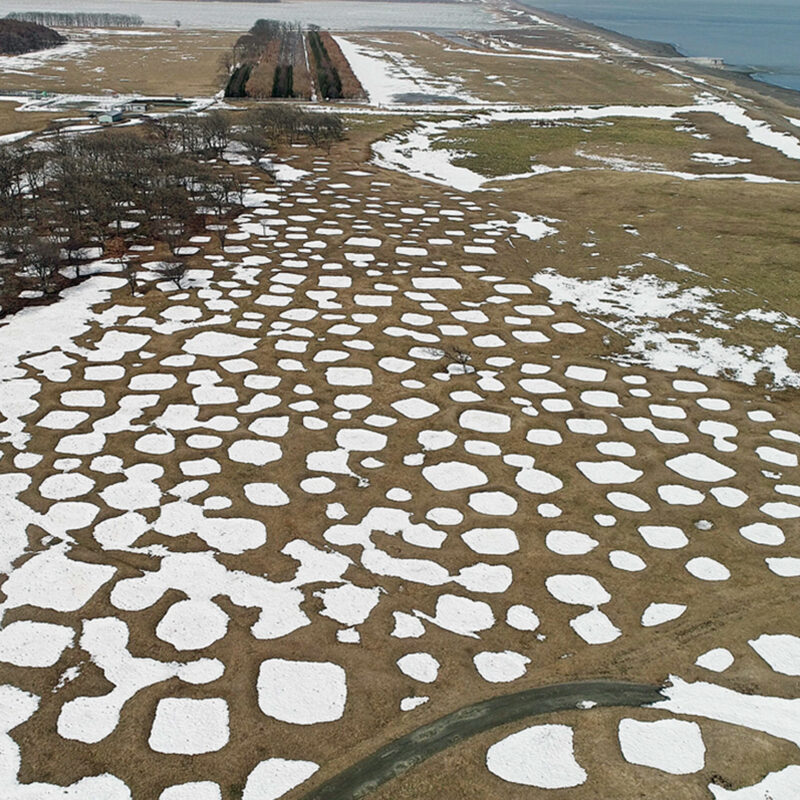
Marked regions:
[511,1,800,113]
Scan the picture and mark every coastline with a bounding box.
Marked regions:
[511,1,800,113]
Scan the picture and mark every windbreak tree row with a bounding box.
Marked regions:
[224,18,365,101]
[6,12,143,27]
[307,28,365,100]
[226,20,308,100]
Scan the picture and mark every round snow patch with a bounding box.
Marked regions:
[160,783,222,800]
[149,698,229,754]
[641,602,686,627]
[0,621,74,667]
[300,477,336,494]
[506,605,540,631]
[229,440,282,466]
[468,491,518,515]
[749,634,800,676]
[422,461,487,491]
[618,718,705,774]
[739,522,785,546]
[695,647,734,673]
[156,599,229,650]
[474,651,530,683]
[685,557,730,581]
[666,453,735,482]
[257,659,347,724]
[245,483,290,507]
[462,528,518,555]
[397,652,440,683]
[569,608,621,644]
[487,724,587,788]
[242,759,319,800]
[325,367,373,386]
[183,332,257,357]
[546,530,598,555]
[546,574,610,606]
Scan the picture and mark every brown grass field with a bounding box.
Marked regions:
[1,7,800,799]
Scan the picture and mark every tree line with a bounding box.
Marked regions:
[6,12,144,28]
[0,107,345,313]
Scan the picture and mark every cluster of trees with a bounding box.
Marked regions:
[0,18,65,55]
[6,12,143,28]
[303,27,366,101]
[0,123,244,308]
[235,19,302,63]
[148,106,343,161]
[234,106,344,160]
[0,107,345,313]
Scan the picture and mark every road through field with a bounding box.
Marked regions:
[302,680,664,799]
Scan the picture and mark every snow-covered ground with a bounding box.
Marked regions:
[335,36,481,106]
[365,97,800,193]
[0,143,798,795]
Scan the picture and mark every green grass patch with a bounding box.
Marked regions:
[433,118,695,177]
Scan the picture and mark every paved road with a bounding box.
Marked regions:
[301,680,664,799]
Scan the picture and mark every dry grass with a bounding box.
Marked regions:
[0,28,237,98]
[10,140,800,789]
[291,38,313,100]
[244,60,276,100]
[349,30,698,107]
[0,102,65,137]
[2,17,800,800]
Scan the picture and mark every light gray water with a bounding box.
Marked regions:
[0,0,495,31]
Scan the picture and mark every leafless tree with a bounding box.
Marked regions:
[200,111,233,159]
[24,237,61,294]
[162,261,187,290]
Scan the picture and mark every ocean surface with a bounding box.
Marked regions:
[522,0,800,92]
[0,0,495,31]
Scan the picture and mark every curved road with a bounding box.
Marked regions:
[301,680,664,800]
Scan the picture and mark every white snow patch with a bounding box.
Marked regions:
[486,724,587,788]
[257,659,347,724]
[149,698,229,754]
[618,718,705,774]
[242,759,319,800]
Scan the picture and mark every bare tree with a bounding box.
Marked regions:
[200,110,232,159]
[162,261,187,290]
[236,111,275,166]
[300,111,344,152]
[24,237,61,294]
[123,260,139,294]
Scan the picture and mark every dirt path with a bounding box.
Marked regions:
[302,680,664,799]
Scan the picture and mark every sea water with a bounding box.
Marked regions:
[522,0,800,92]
